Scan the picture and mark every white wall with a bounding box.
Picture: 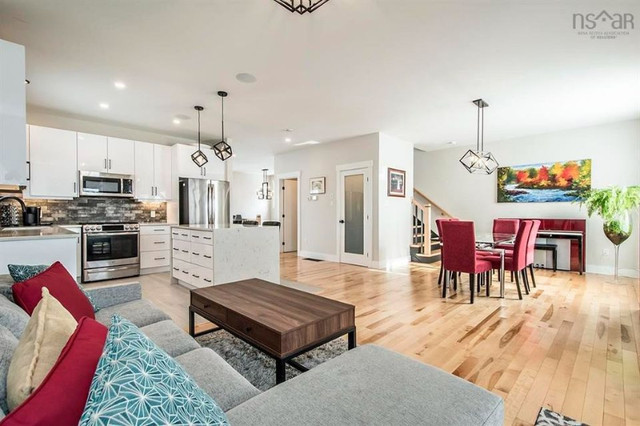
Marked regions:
[378,133,414,268]
[274,132,415,268]
[275,133,379,262]
[415,119,640,278]
[230,171,272,221]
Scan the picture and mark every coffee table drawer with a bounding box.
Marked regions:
[191,293,227,322]
[226,311,279,352]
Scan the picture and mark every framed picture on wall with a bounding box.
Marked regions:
[309,177,326,194]
[387,168,406,197]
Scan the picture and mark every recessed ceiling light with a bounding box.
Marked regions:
[99,102,110,109]
[236,73,257,83]
[114,81,126,90]
[293,140,320,146]
[448,141,457,145]
[285,138,292,143]
[173,118,181,125]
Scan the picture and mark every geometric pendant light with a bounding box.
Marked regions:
[256,168,273,200]
[459,98,499,174]
[191,105,208,167]
[212,91,233,161]
[273,0,331,14]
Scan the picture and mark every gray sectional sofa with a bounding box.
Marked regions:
[0,278,504,425]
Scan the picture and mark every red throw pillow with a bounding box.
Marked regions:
[11,261,95,320]
[0,317,107,426]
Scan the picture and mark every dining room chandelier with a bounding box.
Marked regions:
[273,0,330,14]
[257,169,273,200]
[212,91,233,161]
[459,98,499,175]
[190,106,208,167]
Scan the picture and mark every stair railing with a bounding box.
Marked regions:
[411,199,432,256]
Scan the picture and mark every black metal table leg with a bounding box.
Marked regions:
[276,359,286,384]
[188,307,195,337]
[578,236,583,275]
[348,329,357,349]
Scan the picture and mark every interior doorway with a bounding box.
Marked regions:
[280,178,298,253]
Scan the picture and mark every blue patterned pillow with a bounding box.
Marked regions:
[7,263,100,312]
[79,315,229,426]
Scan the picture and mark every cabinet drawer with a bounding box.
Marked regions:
[141,234,170,252]
[190,230,213,245]
[171,228,191,241]
[141,251,170,268]
[191,293,226,321]
[172,259,192,283]
[227,311,279,352]
[190,242,213,267]
[172,239,191,261]
[141,225,171,235]
[188,265,209,288]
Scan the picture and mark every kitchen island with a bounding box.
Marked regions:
[170,224,280,287]
[0,226,78,276]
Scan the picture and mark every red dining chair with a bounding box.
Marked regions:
[525,220,541,288]
[440,221,492,304]
[483,220,533,300]
[436,217,459,286]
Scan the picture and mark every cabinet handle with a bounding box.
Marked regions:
[192,252,200,256]
[108,159,112,169]
[26,161,31,181]
[181,250,189,253]
[154,241,165,245]
[203,255,212,259]
[154,228,165,232]
[173,248,179,251]
[204,278,212,283]
[181,233,188,237]
[104,159,107,169]
[181,270,189,274]
[154,257,166,260]
[192,274,200,278]
[173,267,179,271]
[74,182,77,193]
[192,235,200,239]
[203,237,212,240]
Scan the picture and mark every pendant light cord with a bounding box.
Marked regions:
[221,96,225,142]
[476,104,480,152]
[197,109,201,149]
[480,103,484,152]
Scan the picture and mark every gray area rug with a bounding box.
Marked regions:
[196,330,348,391]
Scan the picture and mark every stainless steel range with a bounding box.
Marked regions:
[82,222,140,282]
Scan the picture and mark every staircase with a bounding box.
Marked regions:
[410,188,453,264]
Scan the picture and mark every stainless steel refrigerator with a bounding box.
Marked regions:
[178,178,230,227]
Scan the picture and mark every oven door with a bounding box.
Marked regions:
[83,232,139,268]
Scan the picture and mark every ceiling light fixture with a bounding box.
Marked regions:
[191,106,208,167]
[293,140,320,146]
[99,102,110,109]
[257,169,273,200]
[285,138,292,143]
[114,81,126,90]
[212,91,233,162]
[173,118,181,125]
[459,99,498,175]
[274,0,330,14]
[236,73,257,83]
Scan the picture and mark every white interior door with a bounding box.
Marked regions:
[338,167,371,267]
[282,179,298,252]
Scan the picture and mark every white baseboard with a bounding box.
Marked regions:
[586,264,639,279]
[297,250,339,263]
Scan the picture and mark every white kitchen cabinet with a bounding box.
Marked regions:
[77,134,134,175]
[134,142,172,200]
[27,125,78,198]
[154,144,172,199]
[59,225,82,277]
[139,224,171,273]
[0,40,27,186]
[107,137,135,175]
[77,133,108,172]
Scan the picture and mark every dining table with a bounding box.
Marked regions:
[475,232,515,298]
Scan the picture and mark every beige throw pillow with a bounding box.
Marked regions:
[6,287,77,411]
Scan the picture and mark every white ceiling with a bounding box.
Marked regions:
[1,0,638,172]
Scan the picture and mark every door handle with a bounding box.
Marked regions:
[74,182,77,193]
[339,220,345,224]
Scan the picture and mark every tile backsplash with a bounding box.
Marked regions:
[26,198,167,224]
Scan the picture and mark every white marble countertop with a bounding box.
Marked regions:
[0,226,78,242]
[171,224,276,231]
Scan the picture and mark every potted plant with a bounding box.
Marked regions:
[579,186,640,279]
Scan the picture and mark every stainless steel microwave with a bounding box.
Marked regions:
[79,171,134,197]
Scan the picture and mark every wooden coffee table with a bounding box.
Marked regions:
[189,278,356,384]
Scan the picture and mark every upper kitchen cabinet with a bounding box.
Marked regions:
[27,125,78,199]
[0,40,27,186]
[172,144,225,180]
[77,134,134,175]
[134,141,172,200]
[107,137,135,174]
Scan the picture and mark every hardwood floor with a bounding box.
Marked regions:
[99,254,640,426]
